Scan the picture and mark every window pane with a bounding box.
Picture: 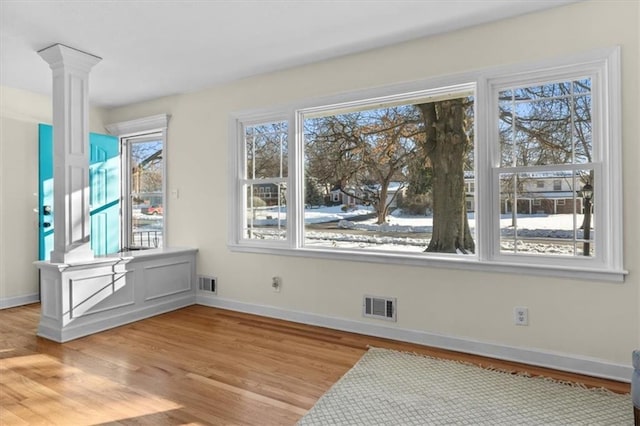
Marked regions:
[512,81,572,100]
[499,170,594,257]
[498,98,515,167]
[303,96,475,254]
[573,78,591,94]
[130,139,163,248]
[245,121,288,179]
[244,183,287,240]
[499,78,592,167]
[574,94,592,163]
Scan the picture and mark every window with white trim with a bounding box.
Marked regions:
[122,132,164,249]
[241,120,288,242]
[302,88,474,253]
[105,114,169,250]
[496,77,594,256]
[229,48,625,281]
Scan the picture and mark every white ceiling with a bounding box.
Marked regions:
[1,0,578,108]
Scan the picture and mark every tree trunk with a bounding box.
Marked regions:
[418,100,475,254]
[376,185,389,224]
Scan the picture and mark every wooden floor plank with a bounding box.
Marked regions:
[0,303,630,425]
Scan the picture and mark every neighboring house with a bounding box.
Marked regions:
[465,171,475,213]
[276,174,584,215]
[499,173,585,215]
[252,183,282,206]
[463,172,586,215]
[328,185,358,206]
[328,182,406,208]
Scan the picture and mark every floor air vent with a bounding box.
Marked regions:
[363,295,396,321]
[198,275,217,293]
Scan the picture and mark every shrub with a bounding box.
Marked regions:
[251,196,267,208]
[398,193,431,216]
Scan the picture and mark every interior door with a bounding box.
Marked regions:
[38,124,120,260]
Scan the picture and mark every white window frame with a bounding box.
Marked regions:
[228,47,625,282]
[105,114,170,249]
[481,47,624,280]
[230,112,294,249]
[553,180,563,191]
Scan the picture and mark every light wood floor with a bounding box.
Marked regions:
[0,304,630,425]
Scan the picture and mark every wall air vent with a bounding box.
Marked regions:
[198,275,217,293]
[363,295,396,321]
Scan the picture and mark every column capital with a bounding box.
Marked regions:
[38,44,101,72]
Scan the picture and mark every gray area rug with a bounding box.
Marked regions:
[298,347,632,425]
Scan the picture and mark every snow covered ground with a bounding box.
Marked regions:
[250,205,593,256]
[131,211,163,248]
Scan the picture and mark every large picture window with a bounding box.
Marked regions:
[302,90,475,254]
[229,49,624,281]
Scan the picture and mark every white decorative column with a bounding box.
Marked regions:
[38,44,101,263]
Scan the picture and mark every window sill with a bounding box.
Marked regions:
[227,243,627,283]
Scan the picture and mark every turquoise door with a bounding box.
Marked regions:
[38,124,54,260]
[38,124,120,260]
[89,133,121,256]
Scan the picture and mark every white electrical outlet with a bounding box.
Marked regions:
[272,276,281,292]
[514,306,529,326]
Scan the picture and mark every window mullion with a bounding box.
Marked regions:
[290,110,304,249]
[475,77,493,262]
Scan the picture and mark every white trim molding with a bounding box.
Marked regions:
[196,294,632,383]
[0,293,40,310]
[35,247,197,342]
[105,114,170,249]
[105,114,170,136]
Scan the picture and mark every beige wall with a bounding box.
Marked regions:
[0,86,106,302]
[105,0,639,367]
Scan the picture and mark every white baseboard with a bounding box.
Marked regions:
[38,295,195,343]
[0,293,39,310]
[196,293,632,383]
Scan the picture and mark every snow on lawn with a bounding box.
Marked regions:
[338,209,586,239]
[255,205,588,236]
[251,205,591,255]
[251,205,374,225]
[305,231,429,252]
[305,205,374,223]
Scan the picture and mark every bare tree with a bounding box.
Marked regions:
[246,122,288,179]
[417,98,475,253]
[305,107,421,224]
[498,81,592,167]
[131,142,162,195]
